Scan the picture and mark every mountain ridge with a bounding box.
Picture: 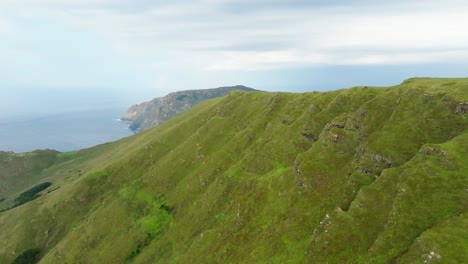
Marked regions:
[0,77,466,263]
[122,85,257,131]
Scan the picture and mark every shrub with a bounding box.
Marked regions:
[14,182,52,206]
[11,248,42,264]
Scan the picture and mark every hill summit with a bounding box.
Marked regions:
[0,78,467,263]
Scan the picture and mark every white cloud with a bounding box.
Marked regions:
[0,18,13,34]
[200,2,468,70]
[341,50,468,65]
[317,12,468,50]
[206,51,328,71]
[0,47,33,58]
[1,0,468,73]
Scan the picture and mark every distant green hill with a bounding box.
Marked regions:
[0,78,467,263]
[122,85,257,131]
[0,150,59,211]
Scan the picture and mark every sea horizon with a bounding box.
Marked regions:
[0,107,133,153]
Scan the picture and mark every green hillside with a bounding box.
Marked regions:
[0,150,59,211]
[0,78,467,263]
[122,85,257,131]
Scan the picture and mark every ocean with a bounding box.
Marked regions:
[0,108,133,153]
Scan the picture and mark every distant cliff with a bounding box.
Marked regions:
[122,85,257,131]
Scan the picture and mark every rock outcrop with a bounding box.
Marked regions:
[122,85,257,131]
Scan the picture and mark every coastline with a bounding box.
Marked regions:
[0,108,133,152]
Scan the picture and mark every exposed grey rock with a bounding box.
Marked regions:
[419,146,447,156]
[455,102,468,114]
[301,128,317,141]
[294,161,305,188]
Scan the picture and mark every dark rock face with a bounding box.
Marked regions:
[122,85,257,131]
[301,129,317,141]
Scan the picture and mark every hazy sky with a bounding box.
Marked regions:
[1,0,467,116]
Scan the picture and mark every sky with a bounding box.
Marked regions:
[0,0,467,117]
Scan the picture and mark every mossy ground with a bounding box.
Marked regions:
[0,78,466,263]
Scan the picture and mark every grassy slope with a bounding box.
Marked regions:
[0,150,60,210]
[0,78,466,263]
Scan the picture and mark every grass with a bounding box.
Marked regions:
[13,182,52,207]
[0,77,466,263]
[0,150,59,210]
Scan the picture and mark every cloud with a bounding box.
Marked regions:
[1,0,467,89]
[34,0,465,71]
[0,17,13,34]
[0,47,33,58]
[205,51,328,71]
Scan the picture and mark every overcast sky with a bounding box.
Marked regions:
[1,0,467,116]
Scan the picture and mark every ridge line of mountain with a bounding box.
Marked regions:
[0,77,466,263]
[121,85,258,131]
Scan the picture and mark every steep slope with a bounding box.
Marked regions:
[122,85,256,131]
[0,150,59,210]
[0,78,466,263]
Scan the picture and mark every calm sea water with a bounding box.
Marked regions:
[0,108,133,152]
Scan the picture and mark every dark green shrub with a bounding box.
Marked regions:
[11,248,41,264]
[14,182,52,206]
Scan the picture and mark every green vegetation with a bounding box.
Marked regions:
[122,85,257,131]
[0,78,466,263]
[0,148,88,211]
[11,249,42,264]
[0,150,59,210]
[13,182,52,207]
